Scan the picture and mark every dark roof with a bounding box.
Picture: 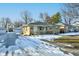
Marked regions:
[28,22,49,25]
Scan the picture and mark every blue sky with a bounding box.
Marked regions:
[0,3,63,22]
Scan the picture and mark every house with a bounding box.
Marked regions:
[22,22,67,36]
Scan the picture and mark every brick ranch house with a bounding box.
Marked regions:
[21,22,68,36]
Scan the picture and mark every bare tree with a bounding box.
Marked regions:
[14,20,25,28]
[0,17,12,28]
[62,3,79,25]
[39,13,50,23]
[21,10,33,24]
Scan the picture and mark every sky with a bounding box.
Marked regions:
[0,3,63,22]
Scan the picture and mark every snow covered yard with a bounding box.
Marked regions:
[0,32,74,56]
[25,35,62,41]
[15,35,73,56]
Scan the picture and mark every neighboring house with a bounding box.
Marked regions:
[57,22,78,32]
[22,22,67,36]
[0,20,14,32]
[6,23,14,32]
[72,22,79,32]
[56,22,68,33]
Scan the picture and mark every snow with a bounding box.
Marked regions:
[15,36,73,56]
[0,32,74,56]
[60,32,79,35]
[25,35,62,41]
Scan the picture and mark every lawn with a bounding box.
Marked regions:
[54,36,79,43]
[42,36,79,48]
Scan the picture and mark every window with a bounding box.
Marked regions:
[39,26,44,30]
[31,27,33,30]
[49,27,52,29]
[46,27,48,30]
[48,26,52,30]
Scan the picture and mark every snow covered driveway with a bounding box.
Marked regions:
[0,33,73,56]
